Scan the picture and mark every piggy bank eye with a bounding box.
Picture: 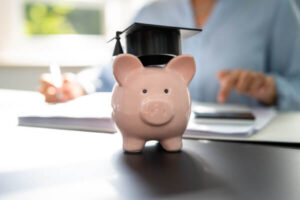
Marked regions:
[142,89,147,94]
[164,89,169,94]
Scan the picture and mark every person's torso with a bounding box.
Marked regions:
[134,0,279,106]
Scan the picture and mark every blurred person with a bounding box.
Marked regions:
[40,0,300,110]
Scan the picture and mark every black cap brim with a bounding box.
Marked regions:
[109,23,202,66]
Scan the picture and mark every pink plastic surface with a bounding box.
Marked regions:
[112,54,196,152]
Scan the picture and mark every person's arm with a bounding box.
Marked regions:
[76,61,115,94]
[40,62,115,103]
[267,0,300,110]
[217,0,300,110]
[217,69,277,105]
[39,73,86,103]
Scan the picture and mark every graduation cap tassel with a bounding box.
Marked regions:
[113,31,124,56]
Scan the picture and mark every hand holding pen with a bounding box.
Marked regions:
[39,64,85,103]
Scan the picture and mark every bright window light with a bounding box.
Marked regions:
[24,2,104,35]
[0,0,154,67]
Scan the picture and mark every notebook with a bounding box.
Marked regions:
[18,92,276,136]
[185,103,276,138]
[18,93,116,133]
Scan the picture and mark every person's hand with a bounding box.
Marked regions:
[217,69,277,105]
[39,73,86,103]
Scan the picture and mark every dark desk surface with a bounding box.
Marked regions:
[0,128,300,200]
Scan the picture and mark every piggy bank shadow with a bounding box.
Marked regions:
[111,143,223,198]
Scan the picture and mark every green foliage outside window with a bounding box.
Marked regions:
[25,3,103,35]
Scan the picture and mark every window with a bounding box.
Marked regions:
[24,2,104,35]
[0,0,154,67]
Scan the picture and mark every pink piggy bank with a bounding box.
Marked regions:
[111,54,196,152]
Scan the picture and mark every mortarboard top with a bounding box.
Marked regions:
[108,23,202,66]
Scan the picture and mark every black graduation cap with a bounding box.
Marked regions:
[108,23,202,66]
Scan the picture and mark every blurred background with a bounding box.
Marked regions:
[0,0,154,91]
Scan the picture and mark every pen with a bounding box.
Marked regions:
[49,63,63,101]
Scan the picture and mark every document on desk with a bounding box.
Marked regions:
[18,92,276,136]
[18,93,117,133]
[184,104,277,138]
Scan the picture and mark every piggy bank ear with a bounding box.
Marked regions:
[113,54,143,86]
[166,55,196,85]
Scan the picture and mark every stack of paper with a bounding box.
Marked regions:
[18,92,276,137]
[184,104,277,138]
[18,93,116,133]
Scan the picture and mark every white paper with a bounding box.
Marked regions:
[19,93,112,119]
[18,93,116,133]
[185,103,277,137]
[17,92,276,137]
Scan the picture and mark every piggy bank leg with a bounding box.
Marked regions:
[160,137,182,152]
[122,136,146,153]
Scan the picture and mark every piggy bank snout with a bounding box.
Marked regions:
[140,100,174,126]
